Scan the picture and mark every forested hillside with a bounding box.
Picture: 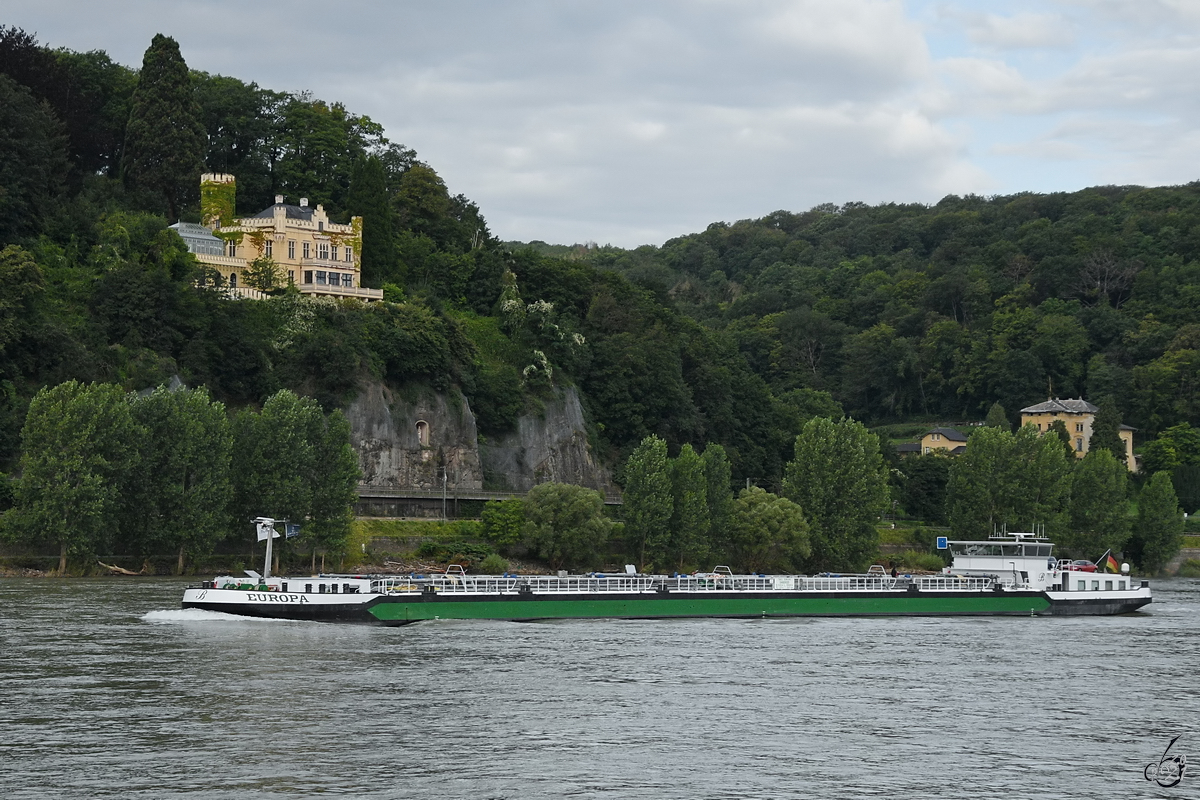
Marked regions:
[580,192,1200,438]
[2,25,1197,518]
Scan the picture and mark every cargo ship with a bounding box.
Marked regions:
[181,525,1151,624]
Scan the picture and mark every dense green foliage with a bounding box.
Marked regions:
[1,27,1198,573]
[945,425,1072,541]
[1065,448,1129,558]
[579,189,1200,441]
[7,381,139,572]
[726,487,810,573]
[782,417,889,571]
[121,34,206,219]
[2,384,357,571]
[520,482,613,570]
[1130,472,1184,573]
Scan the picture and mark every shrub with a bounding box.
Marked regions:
[1178,559,1200,578]
[478,553,509,574]
[414,539,492,567]
[895,550,947,572]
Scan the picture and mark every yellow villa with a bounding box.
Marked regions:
[1019,397,1136,471]
[170,173,383,301]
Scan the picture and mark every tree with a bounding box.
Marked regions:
[8,381,141,573]
[127,386,232,572]
[946,425,1073,539]
[984,402,1010,431]
[669,444,708,569]
[701,444,733,559]
[121,34,205,219]
[306,409,360,558]
[243,255,282,292]
[782,417,888,571]
[1065,448,1129,560]
[727,487,810,573]
[230,390,323,530]
[481,497,526,547]
[0,74,68,243]
[347,154,396,288]
[1130,472,1183,573]
[1089,396,1126,462]
[1046,419,1076,460]
[621,435,672,570]
[521,482,612,570]
[898,452,951,524]
[0,245,43,355]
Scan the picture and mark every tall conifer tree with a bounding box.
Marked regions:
[1089,396,1127,463]
[1132,472,1183,573]
[122,34,205,219]
[622,435,672,570]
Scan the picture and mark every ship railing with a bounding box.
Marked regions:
[367,573,995,595]
[915,576,994,592]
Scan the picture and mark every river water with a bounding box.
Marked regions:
[1,576,1197,799]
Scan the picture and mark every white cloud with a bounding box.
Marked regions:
[964,12,1074,49]
[7,0,1200,244]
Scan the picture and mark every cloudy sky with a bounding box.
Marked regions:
[8,1,1200,246]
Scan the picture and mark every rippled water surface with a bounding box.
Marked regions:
[2,577,1199,799]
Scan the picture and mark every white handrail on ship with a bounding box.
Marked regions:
[367,573,996,595]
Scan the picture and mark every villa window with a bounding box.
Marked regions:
[316,271,327,285]
[288,240,295,259]
[342,274,352,287]
[1076,423,1084,432]
[229,273,237,288]
[318,221,324,232]
[264,240,273,257]
[330,245,338,261]
[303,242,311,259]
[303,270,313,284]
[1075,438,1083,451]
[288,271,295,284]
[345,249,352,263]
[318,243,329,261]
[227,241,237,258]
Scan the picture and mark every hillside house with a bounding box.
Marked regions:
[173,173,382,301]
[1019,397,1136,471]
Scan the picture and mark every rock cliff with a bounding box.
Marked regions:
[345,381,614,495]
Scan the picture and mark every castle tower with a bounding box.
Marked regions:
[200,173,236,230]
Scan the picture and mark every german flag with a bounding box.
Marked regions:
[1105,554,1121,573]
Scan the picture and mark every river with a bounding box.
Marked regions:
[1,576,1197,799]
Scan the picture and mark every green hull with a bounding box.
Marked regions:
[367,591,1053,623]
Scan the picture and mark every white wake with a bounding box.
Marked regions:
[141,608,300,623]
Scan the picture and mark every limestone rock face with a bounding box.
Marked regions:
[344,381,614,495]
[345,382,483,490]
[479,387,615,494]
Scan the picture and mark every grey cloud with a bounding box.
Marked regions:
[11,0,1199,246]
